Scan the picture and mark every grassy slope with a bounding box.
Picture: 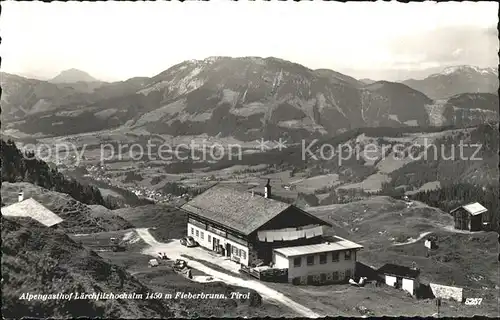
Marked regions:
[2,216,293,318]
[105,201,498,316]
[184,242,498,317]
[309,197,453,245]
[112,204,187,241]
[131,264,294,318]
[108,197,498,292]
[69,208,294,318]
[1,217,174,319]
[308,197,499,291]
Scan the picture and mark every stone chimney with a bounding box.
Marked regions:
[264,179,271,199]
[18,191,24,202]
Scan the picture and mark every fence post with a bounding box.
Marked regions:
[436,298,441,318]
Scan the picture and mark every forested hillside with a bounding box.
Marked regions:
[412,183,499,231]
[379,124,499,230]
[1,139,111,208]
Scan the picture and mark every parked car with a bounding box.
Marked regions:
[180,236,198,247]
[148,258,159,267]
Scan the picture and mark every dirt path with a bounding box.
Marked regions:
[135,228,323,318]
[440,225,485,234]
[390,222,485,247]
[392,232,431,246]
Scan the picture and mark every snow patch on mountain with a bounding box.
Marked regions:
[190,112,213,122]
[29,99,52,114]
[220,89,240,106]
[451,106,498,113]
[229,103,267,117]
[204,57,220,63]
[440,65,496,76]
[424,103,447,126]
[388,114,400,122]
[403,120,419,126]
[132,99,186,127]
[277,117,316,131]
[138,64,206,97]
[94,109,118,120]
[247,57,267,65]
[293,97,316,121]
[55,109,88,117]
[138,80,170,95]
[326,93,348,118]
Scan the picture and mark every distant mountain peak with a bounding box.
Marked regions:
[437,65,497,76]
[403,65,499,99]
[49,68,98,83]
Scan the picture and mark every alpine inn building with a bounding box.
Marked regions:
[180,183,363,284]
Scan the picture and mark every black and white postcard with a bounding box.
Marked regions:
[1,1,498,318]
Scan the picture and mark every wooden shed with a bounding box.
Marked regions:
[450,202,487,232]
[378,263,420,296]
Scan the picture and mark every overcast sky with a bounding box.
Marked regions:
[1,1,498,82]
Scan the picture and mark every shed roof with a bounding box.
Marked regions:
[273,236,363,257]
[450,202,488,216]
[181,185,292,235]
[181,185,330,235]
[1,198,63,227]
[378,263,420,279]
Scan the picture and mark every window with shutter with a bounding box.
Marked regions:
[320,273,326,283]
[319,253,327,264]
[344,250,351,260]
[332,252,339,262]
[345,269,352,279]
[294,257,301,267]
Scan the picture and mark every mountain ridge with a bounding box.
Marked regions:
[402,65,498,100]
[1,58,498,141]
[49,68,99,83]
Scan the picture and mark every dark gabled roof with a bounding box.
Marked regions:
[377,263,420,279]
[181,185,329,235]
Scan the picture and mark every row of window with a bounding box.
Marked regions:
[231,245,247,260]
[191,227,205,240]
[192,227,215,243]
[191,226,247,260]
[292,269,352,284]
[293,251,351,267]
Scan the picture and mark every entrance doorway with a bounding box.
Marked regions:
[395,277,403,289]
[213,238,220,252]
[226,243,232,257]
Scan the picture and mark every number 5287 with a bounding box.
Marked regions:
[464,298,482,305]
